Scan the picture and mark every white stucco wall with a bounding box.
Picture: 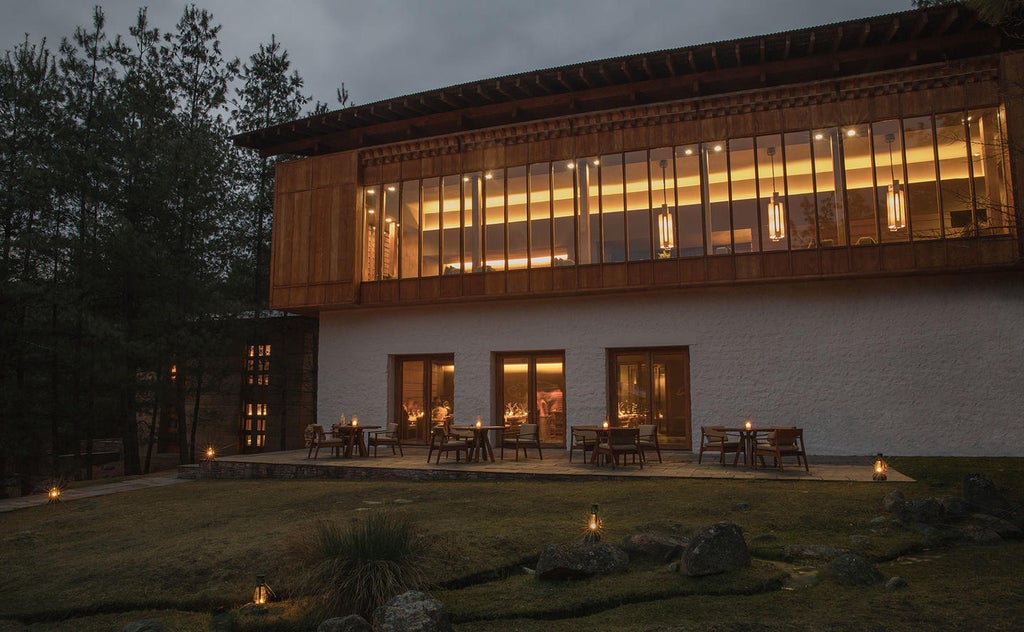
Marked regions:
[317,273,1024,456]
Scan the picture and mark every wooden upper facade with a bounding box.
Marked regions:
[235,5,1024,313]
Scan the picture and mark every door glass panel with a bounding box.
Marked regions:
[535,355,565,444]
[430,359,454,427]
[500,356,530,429]
[397,356,454,444]
[615,352,649,426]
[400,360,425,442]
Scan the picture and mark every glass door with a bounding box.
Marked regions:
[497,352,566,446]
[610,348,691,448]
[396,355,454,444]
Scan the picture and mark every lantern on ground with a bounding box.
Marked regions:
[873,453,888,481]
[47,486,61,503]
[252,575,274,606]
[205,446,216,460]
[584,503,602,542]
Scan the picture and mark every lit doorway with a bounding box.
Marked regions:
[608,348,691,448]
[496,352,566,446]
[394,355,454,444]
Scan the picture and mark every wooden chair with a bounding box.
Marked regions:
[368,422,403,457]
[501,423,542,461]
[569,427,597,463]
[306,424,349,459]
[592,427,642,469]
[697,426,743,465]
[637,424,662,463]
[753,427,809,472]
[427,426,468,463]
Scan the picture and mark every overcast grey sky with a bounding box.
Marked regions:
[3,0,912,111]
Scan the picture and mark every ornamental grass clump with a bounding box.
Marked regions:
[302,511,428,619]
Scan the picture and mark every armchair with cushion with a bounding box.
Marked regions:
[368,422,404,457]
[753,427,809,472]
[306,424,349,459]
[501,423,542,461]
[592,427,642,469]
[697,425,743,465]
[637,424,662,463]
[427,426,468,463]
[569,427,597,463]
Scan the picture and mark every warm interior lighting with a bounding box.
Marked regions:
[884,133,907,231]
[846,128,857,137]
[872,453,888,481]
[657,160,675,252]
[252,575,274,606]
[766,147,786,241]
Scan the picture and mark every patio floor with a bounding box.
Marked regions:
[196,446,913,483]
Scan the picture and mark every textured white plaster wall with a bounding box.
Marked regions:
[317,273,1024,456]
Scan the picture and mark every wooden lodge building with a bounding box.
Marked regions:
[234,5,1024,457]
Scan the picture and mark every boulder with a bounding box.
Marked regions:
[885,576,908,590]
[621,532,689,562]
[783,545,848,561]
[536,541,629,580]
[825,553,884,586]
[963,474,1011,516]
[941,496,970,518]
[373,591,453,632]
[318,614,372,632]
[882,491,905,513]
[970,513,1023,539]
[893,497,944,523]
[681,522,750,577]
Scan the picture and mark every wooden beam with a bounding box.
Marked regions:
[759,38,766,64]
[783,34,792,61]
[687,50,698,73]
[831,26,844,53]
[857,23,871,48]
[556,71,574,90]
[884,17,900,44]
[577,67,594,89]
[806,32,816,56]
[665,53,677,76]
[710,45,720,70]
[735,43,743,67]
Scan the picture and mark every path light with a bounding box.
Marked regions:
[205,446,216,461]
[873,453,888,481]
[584,503,602,542]
[47,486,61,503]
[253,575,275,606]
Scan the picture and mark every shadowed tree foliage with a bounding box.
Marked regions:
[0,4,333,490]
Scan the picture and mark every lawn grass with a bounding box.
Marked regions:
[1,458,1021,631]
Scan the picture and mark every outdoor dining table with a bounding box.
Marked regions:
[719,427,770,466]
[450,425,505,462]
[571,425,611,465]
[330,424,381,458]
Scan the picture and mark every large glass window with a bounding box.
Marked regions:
[552,161,576,265]
[529,163,552,267]
[401,180,420,278]
[396,355,454,444]
[362,107,1012,280]
[507,166,528,269]
[609,348,691,448]
[497,352,566,446]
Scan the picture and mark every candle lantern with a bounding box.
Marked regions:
[872,453,888,481]
[47,486,61,503]
[475,416,482,428]
[252,575,275,606]
[744,420,752,431]
[351,416,359,427]
[602,419,609,429]
[205,446,216,460]
[584,503,602,542]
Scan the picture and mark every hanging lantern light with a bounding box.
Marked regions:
[872,453,888,481]
[766,147,786,242]
[657,160,675,253]
[252,575,275,606]
[584,503,602,542]
[885,133,906,231]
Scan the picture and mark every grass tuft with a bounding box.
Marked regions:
[299,510,428,620]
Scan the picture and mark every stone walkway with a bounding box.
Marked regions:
[1,448,911,513]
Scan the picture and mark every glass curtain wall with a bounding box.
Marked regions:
[363,108,1011,280]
